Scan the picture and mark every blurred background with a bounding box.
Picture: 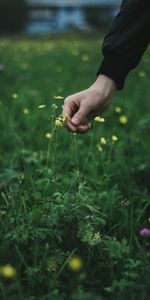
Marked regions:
[0,0,121,36]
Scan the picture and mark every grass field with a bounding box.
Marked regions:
[0,34,150,300]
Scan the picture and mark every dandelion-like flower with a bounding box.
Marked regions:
[51,104,58,109]
[23,108,29,114]
[81,54,89,62]
[72,49,79,56]
[100,137,107,145]
[45,132,52,139]
[93,232,102,242]
[53,95,64,100]
[55,119,63,127]
[38,104,46,109]
[96,144,103,152]
[94,116,105,123]
[12,93,18,100]
[119,115,128,124]
[115,106,122,113]
[62,114,70,122]
[112,135,118,142]
[68,256,83,272]
[0,264,16,279]
[138,70,145,78]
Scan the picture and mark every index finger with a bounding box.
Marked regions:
[62,99,77,132]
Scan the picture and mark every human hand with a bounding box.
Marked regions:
[62,74,116,133]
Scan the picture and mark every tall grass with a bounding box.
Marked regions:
[0,35,150,300]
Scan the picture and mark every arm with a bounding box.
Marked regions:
[97,0,150,90]
[63,0,150,133]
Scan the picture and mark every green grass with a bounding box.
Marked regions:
[0,34,150,300]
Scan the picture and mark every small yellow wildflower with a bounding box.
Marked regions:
[53,96,64,100]
[138,70,145,77]
[68,256,83,272]
[55,119,63,127]
[94,116,105,123]
[51,103,58,109]
[23,108,29,114]
[148,217,150,222]
[119,115,128,124]
[72,49,79,56]
[96,144,103,152]
[45,132,52,139]
[100,118,105,123]
[100,137,107,145]
[62,114,70,122]
[12,93,18,100]
[115,106,122,113]
[38,104,46,109]
[93,232,102,242]
[33,152,38,157]
[0,264,16,279]
[112,135,118,142]
[81,54,89,62]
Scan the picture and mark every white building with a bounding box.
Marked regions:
[25,0,120,34]
[26,0,120,6]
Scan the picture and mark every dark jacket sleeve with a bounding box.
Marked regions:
[97,0,150,90]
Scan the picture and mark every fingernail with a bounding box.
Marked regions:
[71,118,78,125]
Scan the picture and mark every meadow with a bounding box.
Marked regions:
[0,33,150,300]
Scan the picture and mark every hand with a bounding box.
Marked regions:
[62,74,116,133]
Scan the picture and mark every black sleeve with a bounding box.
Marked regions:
[97,0,150,90]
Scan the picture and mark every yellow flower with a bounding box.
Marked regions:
[38,104,46,109]
[55,119,63,127]
[112,135,118,142]
[99,117,105,123]
[23,108,29,114]
[0,264,16,279]
[53,95,64,100]
[115,106,122,113]
[94,116,105,123]
[100,137,107,145]
[68,256,83,272]
[51,104,58,109]
[138,70,145,77]
[148,217,150,222]
[12,93,18,100]
[62,114,70,122]
[45,132,52,139]
[81,54,89,62]
[93,232,102,242]
[72,49,79,56]
[96,144,103,152]
[119,115,128,124]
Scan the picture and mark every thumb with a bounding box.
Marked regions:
[71,104,88,126]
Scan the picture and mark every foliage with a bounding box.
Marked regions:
[0,35,150,299]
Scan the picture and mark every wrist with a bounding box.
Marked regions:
[90,74,116,99]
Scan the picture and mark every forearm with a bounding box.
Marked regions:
[91,74,116,99]
[97,0,150,90]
